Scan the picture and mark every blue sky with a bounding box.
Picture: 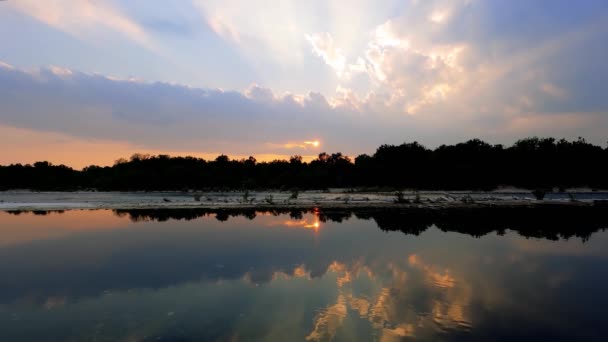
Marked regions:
[1,0,607,167]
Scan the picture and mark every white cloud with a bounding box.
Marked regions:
[429,10,449,23]
[191,0,403,69]
[541,83,568,100]
[245,84,277,103]
[192,0,313,66]
[302,0,608,120]
[353,19,467,114]
[306,33,347,77]
[7,0,156,51]
[0,61,14,70]
[206,15,241,43]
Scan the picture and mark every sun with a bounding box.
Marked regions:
[303,140,321,148]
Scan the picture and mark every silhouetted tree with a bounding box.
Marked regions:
[1,137,606,191]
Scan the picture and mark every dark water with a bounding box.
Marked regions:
[0,208,607,341]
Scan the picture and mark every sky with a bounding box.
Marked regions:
[1,0,607,168]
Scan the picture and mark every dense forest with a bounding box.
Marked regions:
[1,137,607,191]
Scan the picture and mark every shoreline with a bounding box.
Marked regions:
[1,190,606,211]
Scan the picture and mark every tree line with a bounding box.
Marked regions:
[1,137,606,191]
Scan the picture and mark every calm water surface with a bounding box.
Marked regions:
[0,209,607,341]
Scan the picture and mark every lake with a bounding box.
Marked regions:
[0,208,607,341]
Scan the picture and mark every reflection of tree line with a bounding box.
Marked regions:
[6,206,605,240]
[6,210,65,216]
[108,206,608,241]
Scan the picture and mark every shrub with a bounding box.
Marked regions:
[532,189,546,200]
[394,191,410,204]
[461,195,474,204]
[413,191,422,204]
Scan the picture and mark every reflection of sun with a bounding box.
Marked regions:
[305,220,321,231]
[283,219,321,231]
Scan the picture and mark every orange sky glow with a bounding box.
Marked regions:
[0,125,322,169]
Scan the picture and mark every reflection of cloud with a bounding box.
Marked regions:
[432,299,472,331]
[349,296,370,318]
[388,262,408,285]
[328,261,352,288]
[408,254,472,331]
[43,296,66,310]
[272,264,311,281]
[408,254,455,288]
[429,271,456,289]
[306,294,348,341]
[369,287,394,325]
[293,265,309,278]
[308,260,418,341]
[380,324,416,342]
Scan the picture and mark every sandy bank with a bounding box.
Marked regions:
[1,190,606,211]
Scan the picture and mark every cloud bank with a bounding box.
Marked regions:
[0,62,403,157]
[1,0,607,168]
[0,54,607,166]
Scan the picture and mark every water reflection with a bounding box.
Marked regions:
[303,256,469,342]
[111,206,608,241]
[0,209,607,341]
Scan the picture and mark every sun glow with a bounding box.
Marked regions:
[304,140,320,147]
[430,10,449,23]
[282,140,321,149]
